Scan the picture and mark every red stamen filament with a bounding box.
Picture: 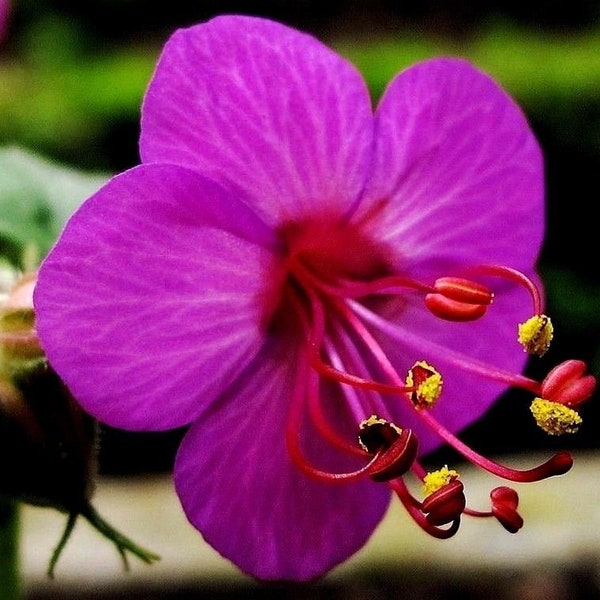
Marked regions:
[349,300,541,395]
[332,301,571,482]
[467,265,544,315]
[306,367,365,457]
[286,434,380,483]
[309,345,415,396]
[287,256,432,299]
[281,249,584,538]
[286,290,365,458]
[285,351,378,483]
[389,479,461,539]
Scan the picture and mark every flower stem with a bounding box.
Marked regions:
[47,512,78,578]
[0,499,22,600]
[81,504,161,569]
[47,503,161,578]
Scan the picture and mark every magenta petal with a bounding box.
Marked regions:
[174,342,390,581]
[362,58,544,277]
[35,164,278,430]
[140,15,374,227]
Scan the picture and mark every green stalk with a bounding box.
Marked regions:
[0,499,21,600]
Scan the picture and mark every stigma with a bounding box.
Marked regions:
[275,217,596,538]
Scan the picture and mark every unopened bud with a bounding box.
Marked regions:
[1,272,44,375]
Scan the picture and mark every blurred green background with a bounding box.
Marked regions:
[1,1,599,476]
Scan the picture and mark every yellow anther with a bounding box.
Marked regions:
[530,397,582,435]
[406,360,443,409]
[422,466,460,496]
[359,414,395,430]
[358,415,402,453]
[518,314,553,357]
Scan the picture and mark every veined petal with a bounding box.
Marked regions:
[353,58,545,452]
[34,164,277,430]
[362,58,544,276]
[140,15,374,227]
[174,341,390,581]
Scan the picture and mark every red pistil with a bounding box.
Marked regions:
[466,264,544,315]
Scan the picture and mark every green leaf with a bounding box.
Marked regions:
[542,266,600,332]
[0,146,108,268]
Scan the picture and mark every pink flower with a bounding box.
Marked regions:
[33,16,595,581]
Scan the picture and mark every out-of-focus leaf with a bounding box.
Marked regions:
[542,266,600,332]
[334,21,600,155]
[0,146,108,268]
[334,21,600,103]
[0,49,155,167]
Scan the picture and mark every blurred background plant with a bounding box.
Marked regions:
[0,0,599,596]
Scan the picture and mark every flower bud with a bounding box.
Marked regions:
[0,368,98,512]
[1,272,44,376]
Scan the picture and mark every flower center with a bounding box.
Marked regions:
[265,215,595,539]
[283,216,391,283]
[267,215,394,337]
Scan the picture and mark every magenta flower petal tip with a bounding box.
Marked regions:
[32,15,595,581]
